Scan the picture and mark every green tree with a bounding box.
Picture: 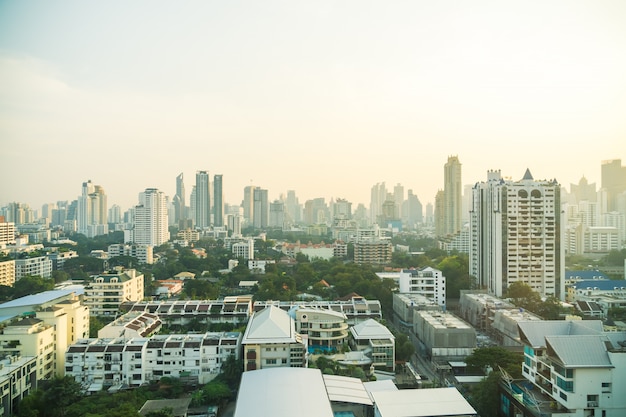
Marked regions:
[505,281,541,312]
[13,275,55,298]
[394,333,415,363]
[465,346,522,378]
[468,371,501,417]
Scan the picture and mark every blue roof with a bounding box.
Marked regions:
[0,289,76,309]
[570,280,626,291]
[566,270,611,280]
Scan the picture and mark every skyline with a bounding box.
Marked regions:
[1,1,625,210]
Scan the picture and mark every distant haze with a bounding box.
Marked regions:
[1,1,624,210]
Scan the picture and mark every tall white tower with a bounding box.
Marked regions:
[133,188,170,246]
[470,169,564,299]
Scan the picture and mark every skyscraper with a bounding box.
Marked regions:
[173,172,186,224]
[443,156,462,236]
[242,185,257,226]
[132,188,170,246]
[470,169,564,299]
[253,188,269,229]
[195,171,211,229]
[601,159,626,212]
[370,182,387,225]
[213,174,224,227]
[77,180,108,237]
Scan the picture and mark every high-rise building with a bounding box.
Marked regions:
[284,190,302,225]
[173,172,186,225]
[470,169,564,299]
[601,159,626,212]
[269,200,285,229]
[402,190,423,229]
[131,188,169,247]
[242,185,257,226]
[304,198,327,225]
[253,188,269,229]
[370,182,387,225]
[393,183,404,220]
[434,190,444,236]
[442,156,462,236]
[332,198,352,224]
[213,174,224,227]
[195,171,211,229]
[77,180,108,237]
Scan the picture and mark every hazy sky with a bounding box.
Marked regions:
[1,1,625,211]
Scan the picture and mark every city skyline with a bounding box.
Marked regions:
[2,2,625,210]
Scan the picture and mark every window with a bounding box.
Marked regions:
[601,383,611,393]
[266,359,277,365]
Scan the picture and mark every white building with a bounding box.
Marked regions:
[130,188,170,247]
[293,307,349,352]
[108,243,154,264]
[65,332,242,390]
[84,268,144,316]
[0,354,37,417]
[0,221,16,245]
[15,256,52,279]
[232,239,254,260]
[241,305,307,371]
[398,267,446,307]
[349,319,395,371]
[0,260,15,287]
[509,320,626,417]
[470,169,565,299]
[77,180,108,238]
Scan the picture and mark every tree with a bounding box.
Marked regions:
[505,281,541,312]
[468,371,501,417]
[13,275,55,298]
[394,333,415,363]
[465,346,522,378]
[17,376,82,417]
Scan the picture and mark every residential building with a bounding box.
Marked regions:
[77,180,108,237]
[292,307,349,352]
[108,243,154,264]
[470,169,564,299]
[232,239,254,260]
[241,305,307,371]
[0,261,15,287]
[242,185,257,226]
[0,318,56,381]
[502,320,626,417]
[349,319,395,371]
[15,256,52,279]
[601,159,626,212]
[0,221,15,246]
[97,312,161,338]
[354,240,392,265]
[269,200,285,229]
[370,182,387,225]
[65,332,242,390]
[84,268,144,316]
[195,171,211,229]
[0,354,37,417]
[398,267,446,307]
[129,188,170,247]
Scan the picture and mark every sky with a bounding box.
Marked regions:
[1,0,625,212]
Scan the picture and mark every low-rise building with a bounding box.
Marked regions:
[15,256,52,279]
[242,305,307,371]
[293,307,348,352]
[65,332,242,391]
[349,319,395,371]
[398,267,446,307]
[413,311,476,359]
[98,312,161,339]
[108,244,154,265]
[392,293,441,331]
[0,261,15,287]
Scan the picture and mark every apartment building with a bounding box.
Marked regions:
[0,261,15,287]
[398,267,446,307]
[0,354,37,417]
[65,332,242,390]
[15,256,52,279]
[353,240,392,265]
[349,319,395,371]
[0,318,55,381]
[108,244,154,265]
[293,307,349,352]
[242,305,307,371]
[500,320,626,417]
[84,268,144,316]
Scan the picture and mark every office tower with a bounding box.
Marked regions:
[195,171,211,229]
[601,159,626,212]
[470,169,564,299]
[213,174,224,227]
[443,156,462,236]
[189,186,196,226]
[370,182,387,224]
[269,200,285,229]
[132,188,170,246]
[393,184,404,220]
[253,188,269,229]
[242,185,257,225]
[77,180,108,237]
[173,172,186,224]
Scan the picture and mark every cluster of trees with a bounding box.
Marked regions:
[505,282,566,320]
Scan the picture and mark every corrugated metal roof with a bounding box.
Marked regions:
[323,374,373,406]
[371,387,476,417]
[570,279,626,291]
[546,335,612,367]
[0,289,75,309]
[518,320,603,347]
[234,368,334,417]
[350,318,394,340]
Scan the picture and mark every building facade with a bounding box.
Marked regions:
[15,256,52,280]
[398,267,446,307]
[470,169,564,299]
[84,269,144,316]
